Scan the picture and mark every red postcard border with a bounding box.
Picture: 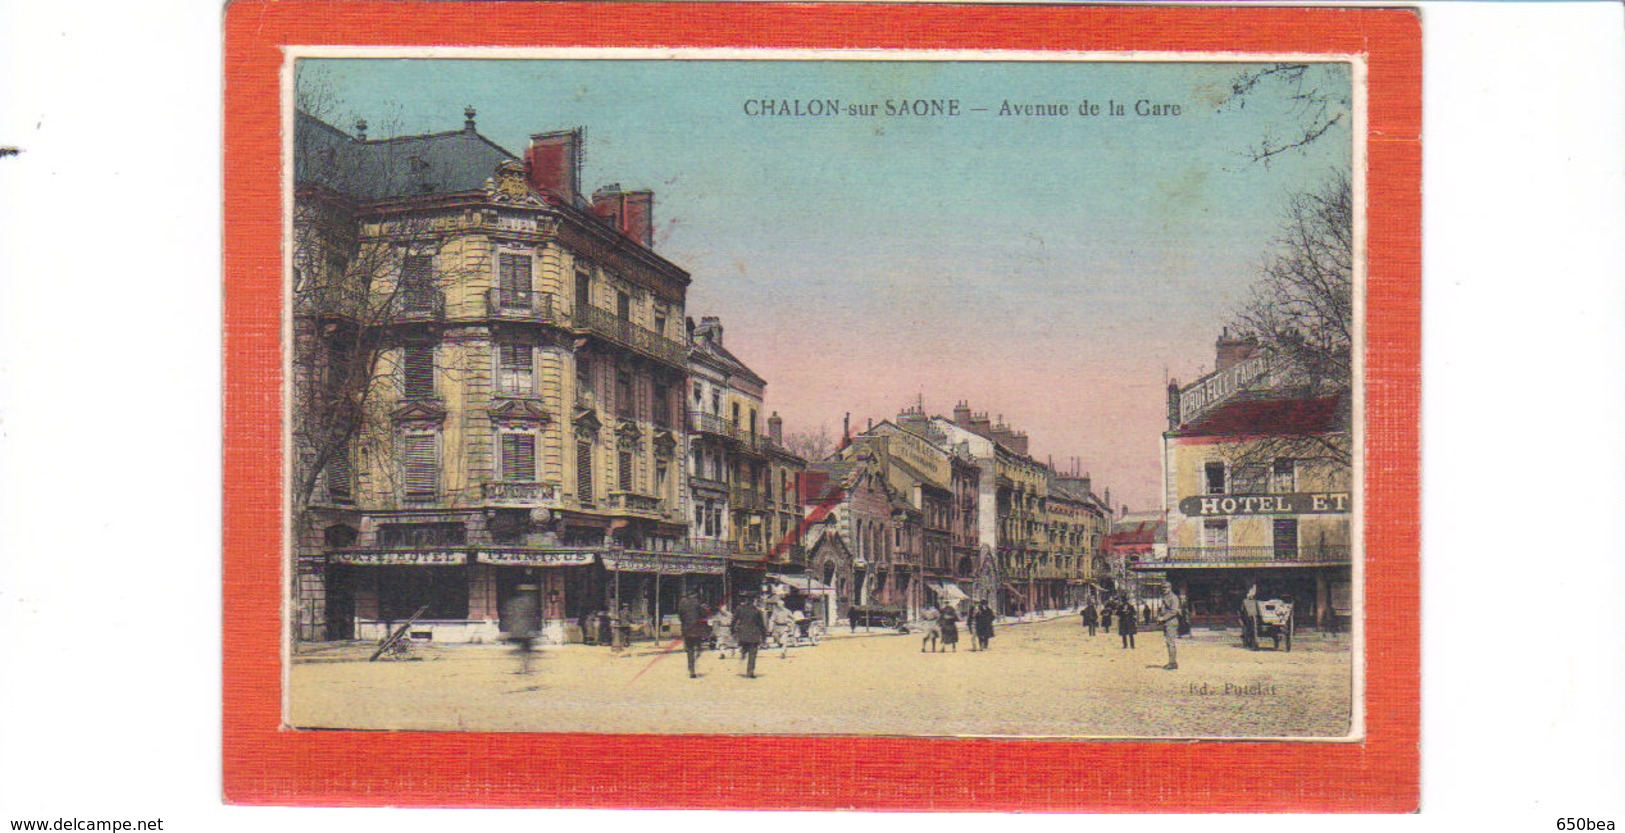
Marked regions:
[223,2,1420,811]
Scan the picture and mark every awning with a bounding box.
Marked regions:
[769,573,834,596]
[602,552,727,575]
[329,550,467,566]
[927,580,971,601]
[475,549,596,567]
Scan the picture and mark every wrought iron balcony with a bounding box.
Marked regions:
[1158,544,1351,565]
[576,304,688,367]
[481,481,559,506]
[730,485,767,511]
[688,410,733,437]
[389,286,445,321]
[486,288,564,324]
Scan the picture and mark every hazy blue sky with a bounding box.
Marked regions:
[299,58,1353,509]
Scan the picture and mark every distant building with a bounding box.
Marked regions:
[1141,332,1353,628]
[1106,509,1167,602]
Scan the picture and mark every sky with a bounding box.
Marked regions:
[299,57,1353,510]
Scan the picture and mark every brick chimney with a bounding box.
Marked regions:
[768,412,783,444]
[525,129,579,203]
[953,400,972,428]
[694,316,723,347]
[590,185,656,248]
[1008,432,1029,456]
[1215,327,1258,371]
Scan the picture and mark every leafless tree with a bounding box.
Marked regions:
[781,424,834,462]
[1226,171,1354,469]
[1222,63,1351,165]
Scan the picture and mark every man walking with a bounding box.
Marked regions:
[676,587,711,679]
[1157,586,1183,670]
[1081,601,1098,636]
[732,594,767,679]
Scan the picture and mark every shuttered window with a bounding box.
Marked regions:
[618,448,633,492]
[400,255,435,314]
[403,345,435,399]
[497,343,533,395]
[576,441,594,505]
[325,446,353,502]
[501,433,536,482]
[403,434,438,500]
[499,253,532,308]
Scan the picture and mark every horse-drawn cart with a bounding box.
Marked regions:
[1241,597,1295,652]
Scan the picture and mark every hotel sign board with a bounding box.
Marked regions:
[475,550,597,567]
[1178,492,1352,517]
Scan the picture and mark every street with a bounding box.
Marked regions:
[289,615,1354,738]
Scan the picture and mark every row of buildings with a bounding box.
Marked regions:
[290,109,1115,644]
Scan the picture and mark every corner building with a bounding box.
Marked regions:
[292,110,699,643]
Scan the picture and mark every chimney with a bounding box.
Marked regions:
[590,186,656,248]
[1215,327,1259,371]
[1104,488,1112,513]
[694,316,723,347]
[768,412,783,444]
[1009,432,1029,456]
[525,129,580,203]
[354,119,368,141]
[463,105,477,132]
[1167,380,1182,430]
[953,400,972,427]
[969,412,992,437]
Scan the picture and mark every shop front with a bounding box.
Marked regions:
[1135,562,1351,630]
[599,550,729,641]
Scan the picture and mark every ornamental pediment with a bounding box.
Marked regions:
[616,419,643,442]
[490,397,550,424]
[572,406,602,436]
[392,400,447,425]
[652,428,678,457]
[486,161,547,207]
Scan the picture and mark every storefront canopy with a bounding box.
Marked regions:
[768,573,834,596]
[603,552,727,575]
[927,580,971,601]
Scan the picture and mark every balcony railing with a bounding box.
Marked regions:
[389,287,445,321]
[576,305,688,367]
[481,481,559,506]
[607,491,664,516]
[486,289,564,325]
[1160,544,1351,565]
[689,410,732,437]
[730,485,767,511]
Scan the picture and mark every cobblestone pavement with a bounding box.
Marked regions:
[289,615,1355,738]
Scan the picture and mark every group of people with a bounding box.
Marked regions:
[920,600,996,653]
[676,589,816,680]
[1080,589,1185,670]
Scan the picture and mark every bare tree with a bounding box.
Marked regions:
[781,424,834,462]
[1223,63,1351,165]
[1227,171,1354,468]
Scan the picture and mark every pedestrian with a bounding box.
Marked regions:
[1140,602,1151,626]
[1117,599,1138,649]
[920,603,941,653]
[971,600,995,651]
[1101,602,1114,633]
[1081,602,1098,636]
[770,600,796,659]
[676,587,711,679]
[710,603,735,659]
[1157,587,1182,670]
[938,603,960,652]
[732,594,767,679]
[501,585,540,675]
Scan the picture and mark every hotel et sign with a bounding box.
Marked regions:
[1178,492,1352,516]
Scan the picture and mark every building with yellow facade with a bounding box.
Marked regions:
[293,110,714,643]
[1142,334,1353,629]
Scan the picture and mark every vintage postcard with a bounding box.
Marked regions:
[225,2,1419,811]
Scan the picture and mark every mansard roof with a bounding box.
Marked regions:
[296,111,518,201]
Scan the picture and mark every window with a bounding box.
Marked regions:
[656,459,669,494]
[616,291,631,321]
[692,382,702,406]
[576,355,593,401]
[1273,518,1299,559]
[1201,518,1229,549]
[402,433,438,501]
[654,313,667,336]
[497,343,533,396]
[500,433,536,482]
[1272,458,1297,493]
[618,445,634,491]
[325,446,353,503]
[499,253,532,308]
[400,255,435,314]
[1204,461,1226,495]
[576,441,594,504]
[403,345,435,399]
[616,368,634,418]
[1232,464,1268,495]
[575,270,592,311]
[652,382,670,428]
[379,565,467,621]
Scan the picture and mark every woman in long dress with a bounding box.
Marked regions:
[938,603,960,652]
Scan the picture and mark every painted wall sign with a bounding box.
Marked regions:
[1178,492,1352,516]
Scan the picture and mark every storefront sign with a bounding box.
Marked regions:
[476,550,596,567]
[1178,492,1352,516]
[330,550,467,565]
[602,552,728,575]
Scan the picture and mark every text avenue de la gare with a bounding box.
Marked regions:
[742,98,1185,117]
